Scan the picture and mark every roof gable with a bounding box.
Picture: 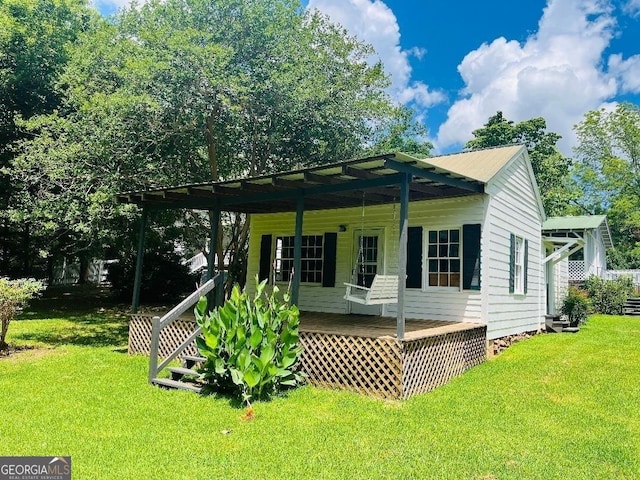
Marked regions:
[409,145,526,183]
[543,215,612,248]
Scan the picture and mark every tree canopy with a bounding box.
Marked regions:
[0,0,96,276]
[573,103,640,268]
[4,0,427,284]
[466,112,575,216]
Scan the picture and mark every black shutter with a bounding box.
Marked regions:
[258,234,272,282]
[462,224,481,290]
[406,226,423,288]
[524,238,529,294]
[509,233,515,293]
[322,232,337,287]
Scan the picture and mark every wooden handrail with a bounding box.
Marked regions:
[148,274,221,383]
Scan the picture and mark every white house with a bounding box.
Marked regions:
[122,145,554,397]
[542,215,612,314]
[246,145,545,340]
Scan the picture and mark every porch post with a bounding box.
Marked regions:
[397,173,411,340]
[207,206,220,308]
[291,195,304,306]
[131,207,149,314]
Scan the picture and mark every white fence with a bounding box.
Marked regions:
[568,261,608,281]
[51,259,115,285]
[605,270,640,293]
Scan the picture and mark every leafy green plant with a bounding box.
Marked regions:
[195,276,305,405]
[0,278,44,350]
[561,286,591,327]
[583,275,634,315]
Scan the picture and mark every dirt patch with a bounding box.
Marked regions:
[0,343,34,357]
[0,344,53,361]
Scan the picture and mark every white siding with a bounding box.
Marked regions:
[587,228,607,277]
[246,150,546,338]
[247,196,485,321]
[553,257,569,314]
[484,152,545,339]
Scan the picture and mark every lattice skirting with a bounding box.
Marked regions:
[300,333,403,399]
[301,326,487,400]
[402,327,487,398]
[128,315,199,358]
[129,315,486,400]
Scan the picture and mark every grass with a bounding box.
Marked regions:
[1,290,640,479]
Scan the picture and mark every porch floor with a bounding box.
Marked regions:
[136,308,482,342]
[299,312,482,341]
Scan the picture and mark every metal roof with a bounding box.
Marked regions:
[543,215,613,248]
[117,147,524,214]
[419,144,525,183]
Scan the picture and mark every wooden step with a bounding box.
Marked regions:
[168,366,199,381]
[545,315,569,333]
[151,377,202,393]
[181,355,206,368]
[623,298,640,315]
[562,326,580,333]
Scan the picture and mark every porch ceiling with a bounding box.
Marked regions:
[117,153,485,213]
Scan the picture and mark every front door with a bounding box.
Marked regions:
[349,229,384,316]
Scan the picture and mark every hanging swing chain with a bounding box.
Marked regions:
[354,192,366,285]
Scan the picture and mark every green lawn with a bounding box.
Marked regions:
[2,299,640,479]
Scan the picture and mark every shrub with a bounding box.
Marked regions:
[0,278,44,350]
[561,286,591,327]
[583,276,634,315]
[195,276,305,405]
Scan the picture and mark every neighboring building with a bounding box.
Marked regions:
[542,215,612,314]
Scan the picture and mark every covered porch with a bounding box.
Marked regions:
[128,311,486,400]
[120,152,488,398]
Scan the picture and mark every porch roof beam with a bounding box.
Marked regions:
[384,158,484,193]
[342,165,380,180]
[128,173,406,211]
[303,171,346,185]
[542,236,585,264]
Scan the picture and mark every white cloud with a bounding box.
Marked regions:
[624,0,640,16]
[609,53,640,93]
[436,0,620,153]
[307,0,445,109]
[407,46,427,61]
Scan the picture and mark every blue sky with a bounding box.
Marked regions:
[305,0,640,154]
[96,0,640,155]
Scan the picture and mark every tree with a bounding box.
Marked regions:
[0,0,96,277]
[366,106,433,157]
[573,103,640,268]
[466,112,575,215]
[9,0,414,289]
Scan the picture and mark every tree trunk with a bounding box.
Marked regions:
[22,223,30,276]
[78,255,90,285]
[205,111,219,181]
[46,255,54,285]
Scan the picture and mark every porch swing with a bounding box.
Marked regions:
[343,193,399,306]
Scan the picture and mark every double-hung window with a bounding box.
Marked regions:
[427,229,461,288]
[513,235,525,294]
[509,233,528,295]
[274,235,324,284]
